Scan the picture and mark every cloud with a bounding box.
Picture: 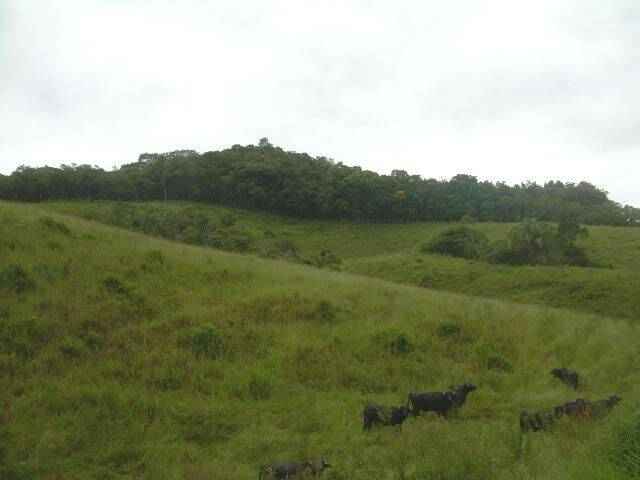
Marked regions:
[0,0,638,206]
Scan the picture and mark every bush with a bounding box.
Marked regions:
[422,226,488,259]
[39,216,72,235]
[489,219,592,266]
[305,301,337,323]
[247,370,272,400]
[302,250,342,269]
[189,324,226,359]
[101,276,129,296]
[153,360,186,391]
[438,323,461,340]
[59,337,88,358]
[0,264,35,294]
[374,326,412,356]
[255,237,298,260]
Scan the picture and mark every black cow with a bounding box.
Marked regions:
[407,390,457,417]
[520,406,564,432]
[449,383,477,408]
[551,367,579,389]
[568,395,622,419]
[564,398,588,418]
[363,403,411,430]
[259,458,331,479]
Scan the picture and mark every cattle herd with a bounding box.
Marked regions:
[259,367,622,479]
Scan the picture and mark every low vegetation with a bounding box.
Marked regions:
[40,201,640,319]
[1,201,640,479]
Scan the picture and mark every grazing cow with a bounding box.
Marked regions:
[363,403,411,430]
[520,406,564,432]
[259,458,331,479]
[564,398,589,418]
[551,368,579,389]
[578,395,622,418]
[407,390,457,417]
[449,383,477,408]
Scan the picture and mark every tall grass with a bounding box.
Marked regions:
[1,201,639,479]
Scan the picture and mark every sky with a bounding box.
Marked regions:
[1,0,639,206]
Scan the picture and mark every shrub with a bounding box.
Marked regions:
[0,264,35,294]
[422,226,488,259]
[489,219,593,266]
[374,326,412,356]
[101,276,129,296]
[59,337,87,358]
[302,250,342,269]
[438,323,461,340]
[189,324,226,359]
[255,237,298,260]
[153,360,186,391]
[306,300,337,323]
[247,370,272,400]
[39,216,72,235]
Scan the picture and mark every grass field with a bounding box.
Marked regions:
[2,201,640,479]
[40,201,640,320]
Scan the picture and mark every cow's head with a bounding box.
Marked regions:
[550,368,563,377]
[463,382,477,393]
[609,395,622,405]
[395,406,411,420]
[321,458,332,470]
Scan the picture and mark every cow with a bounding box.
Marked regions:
[520,406,564,432]
[407,390,457,417]
[448,383,477,408]
[259,458,331,479]
[363,403,411,430]
[569,395,622,419]
[564,398,589,418]
[551,367,579,390]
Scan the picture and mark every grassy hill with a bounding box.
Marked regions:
[2,200,640,479]
[40,201,640,320]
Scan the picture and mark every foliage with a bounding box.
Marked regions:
[373,326,413,356]
[188,324,226,359]
[302,250,342,269]
[489,219,593,266]
[2,141,638,225]
[0,264,35,294]
[422,226,488,259]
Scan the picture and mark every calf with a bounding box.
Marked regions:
[520,406,564,432]
[363,403,411,430]
[551,368,579,390]
[449,383,477,408]
[407,390,457,417]
[259,458,331,479]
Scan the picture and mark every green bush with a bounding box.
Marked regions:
[100,276,129,296]
[59,336,88,358]
[374,326,412,356]
[306,300,337,323]
[247,370,272,400]
[0,264,35,294]
[189,324,226,359]
[39,216,72,235]
[302,250,342,269]
[422,226,488,259]
[153,360,186,391]
[438,323,461,340]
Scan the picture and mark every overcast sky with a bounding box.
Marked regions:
[1,0,639,205]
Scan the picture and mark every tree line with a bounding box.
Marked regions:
[1,138,638,225]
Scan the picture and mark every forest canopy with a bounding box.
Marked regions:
[1,139,638,226]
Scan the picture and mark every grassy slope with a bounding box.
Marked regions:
[41,201,640,320]
[2,201,640,479]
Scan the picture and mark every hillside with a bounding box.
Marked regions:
[40,201,640,320]
[2,200,640,479]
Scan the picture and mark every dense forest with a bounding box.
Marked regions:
[1,138,638,225]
